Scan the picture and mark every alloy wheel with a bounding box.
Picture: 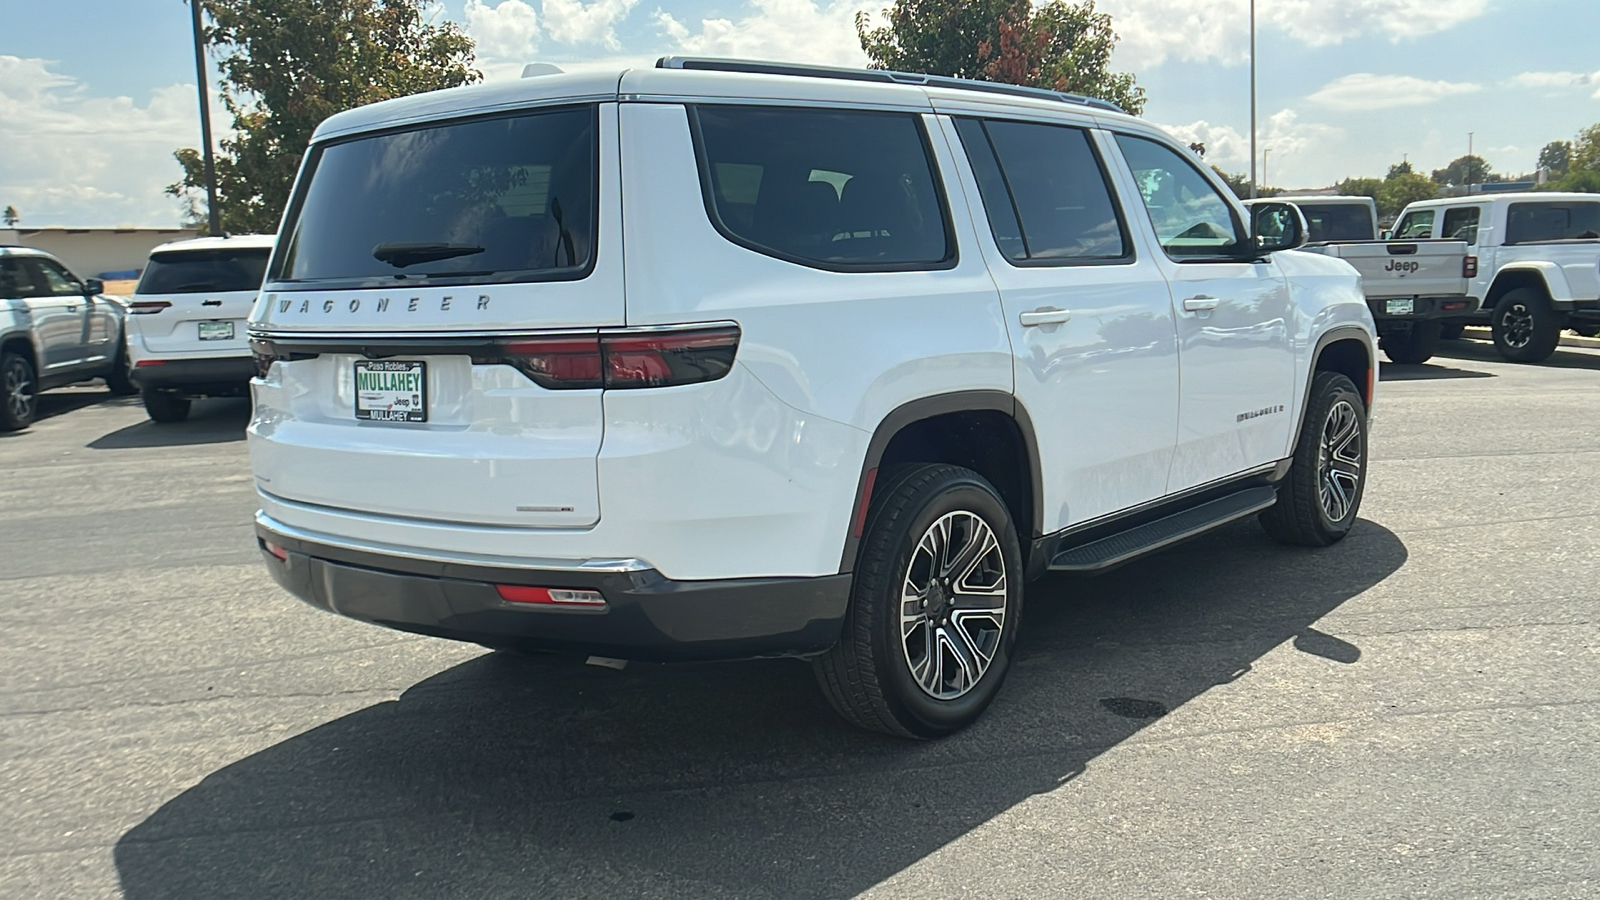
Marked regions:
[4,358,34,425]
[1500,302,1534,349]
[1317,399,1362,524]
[899,510,1008,700]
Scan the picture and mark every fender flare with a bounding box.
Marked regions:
[838,390,1043,574]
[1295,325,1376,438]
[1490,262,1574,305]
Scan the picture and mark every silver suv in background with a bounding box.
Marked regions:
[0,245,136,430]
[125,235,273,421]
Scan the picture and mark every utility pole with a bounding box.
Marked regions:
[1249,0,1258,199]
[190,0,222,235]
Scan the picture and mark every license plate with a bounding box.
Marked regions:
[1386,299,1414,316]
[198,321,234,341]
[354,360,427,423]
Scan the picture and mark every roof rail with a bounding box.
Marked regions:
[654,56,1126,114]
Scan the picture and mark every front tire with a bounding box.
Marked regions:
[1492,287,1562,363]
[1260,372,1368,547]
[814,464,1023,739]
[1,351,38,431]
[142,387,191,423]
[1380,319,1441,365]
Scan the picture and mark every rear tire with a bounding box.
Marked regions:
[106,335,138,396]
[1,351,38,431]
[1492,287,1562,363]
[1380,320,1441,365]
[1260,372,1367,547]
[814,464,1023,739]
[142,387,191,423]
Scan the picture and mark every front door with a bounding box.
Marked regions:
[1107,133,1296,494]
[5,258,85,376]
[942,115,1179,530]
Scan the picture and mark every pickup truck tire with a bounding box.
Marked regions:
[1260,372,1366,547]
[1439,321,1466,341]
[1,351,38,431]
[814,464,1023,738]
[1492,288,1562,363]
[1380,320,1441,365]
[1571,324,1600,338]
[141,387,191,423]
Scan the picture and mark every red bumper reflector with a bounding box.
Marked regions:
[1441,300,1469,311]
[263,541,288,562]
[853,467,879,538]
[134,359,166,367]
[495,585,608,607]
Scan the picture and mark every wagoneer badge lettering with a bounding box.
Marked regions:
[268,294,494,317]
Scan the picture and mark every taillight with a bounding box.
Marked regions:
[493,325,740,390]
[128,301,170,315]
[133,359,165,368]
[495,585,607,608]
[1463,256,1478,278]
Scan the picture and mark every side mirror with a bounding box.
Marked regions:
[1250,202,1307,253]
[84,278,104,296]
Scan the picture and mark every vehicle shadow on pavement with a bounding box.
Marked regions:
[114,518,1406,900]
[1378,362,1495,382]
[88,399,250,449]
[0,387,136,437]
[1439,339,1600,371]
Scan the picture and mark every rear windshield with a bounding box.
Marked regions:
[1295,204,1374,242]
[137,248,270,294]
[1505,201,1600,244]
[273,105,597,287]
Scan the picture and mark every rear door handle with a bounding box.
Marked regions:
[1182,295,1220,312]
[1019,307,1072,327]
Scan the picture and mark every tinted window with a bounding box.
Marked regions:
[1440,206,1481,246]
[1505,201,1600,243]
[138,248,270,294]
[1295,203,1375,242]
[275,106,596,286]
[0,259,43,299]
[1394,210,1435,239]
[28,259,84,296]
[955,118,1129,263]
[692,105,950,269]
[1114,134,1244,259]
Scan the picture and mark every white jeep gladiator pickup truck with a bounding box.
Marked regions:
[1247,195,1478,364]
[1391,192,1600,362]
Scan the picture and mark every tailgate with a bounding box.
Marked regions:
[1324,241,1471,300]
[130,287,257,356]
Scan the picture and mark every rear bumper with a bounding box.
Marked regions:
[132,356,256,392]
[1367,295,1479,321]
[255,514,851,662]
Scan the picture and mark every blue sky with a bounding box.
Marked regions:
[2,0,1596,226]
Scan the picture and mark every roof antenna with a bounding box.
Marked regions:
[521,63,564,78]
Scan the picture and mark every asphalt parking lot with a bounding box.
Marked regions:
[3,338,1598,899]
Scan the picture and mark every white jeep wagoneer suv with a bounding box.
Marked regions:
[249,59,1377,737]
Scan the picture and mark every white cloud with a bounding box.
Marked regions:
[654,0,872,67]
[1101,0,1489,68]
[0,56,210,227]
[464,0,542,60]
[1308,73,1480,111]
[1512,70,1600,98]
[545,0,640,50]
[1159,109,1343,180]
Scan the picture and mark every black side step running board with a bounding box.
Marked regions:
[1048,485,1279,573]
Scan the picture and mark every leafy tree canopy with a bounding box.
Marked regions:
[857,0,1146,114]
[2,205,17,228]
[1430,155,1494,187]
[169,0,479,234]
[1385,161,1413,180]
[1538,141,1572,177]
[1378,173,1438,219]
[1572,124,1600,175]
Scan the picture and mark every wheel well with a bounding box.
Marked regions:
[1315,337,1372,406]
[876,409,1035,549]
[1486,270,1549,309]
[1,336,35,371]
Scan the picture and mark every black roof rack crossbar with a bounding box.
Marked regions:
[655,56,1125,114]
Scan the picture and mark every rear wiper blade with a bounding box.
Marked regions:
[372,242,485,268]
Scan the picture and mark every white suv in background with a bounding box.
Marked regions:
[248,59,1377,737]
[126,235,273,421]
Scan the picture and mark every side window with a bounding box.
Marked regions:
[953,117,1130,264]
[691,105,952,270]
[1113,134,1245,260]
[1506,202,1600,243]
[26,259,84,296]
[1394,210,1435,239]
[1441,207,1481,245]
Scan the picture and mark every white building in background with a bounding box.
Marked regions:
[0,227,200,279]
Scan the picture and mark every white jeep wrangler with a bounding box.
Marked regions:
[249,59,1377,737]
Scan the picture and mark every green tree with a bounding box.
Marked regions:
[1431,155,1493,186]
[2,205,17,228]
[1385,160,1413,180]
[1572,124,1600,174]
[1378,173,1439,218]
[857,0,1145,114]
[1335,177,1384,200]
[168,0,479,234]
[1538,141,1572,177]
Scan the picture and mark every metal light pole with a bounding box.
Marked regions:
[1249,0,1258,200]
[190,0,222,235]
